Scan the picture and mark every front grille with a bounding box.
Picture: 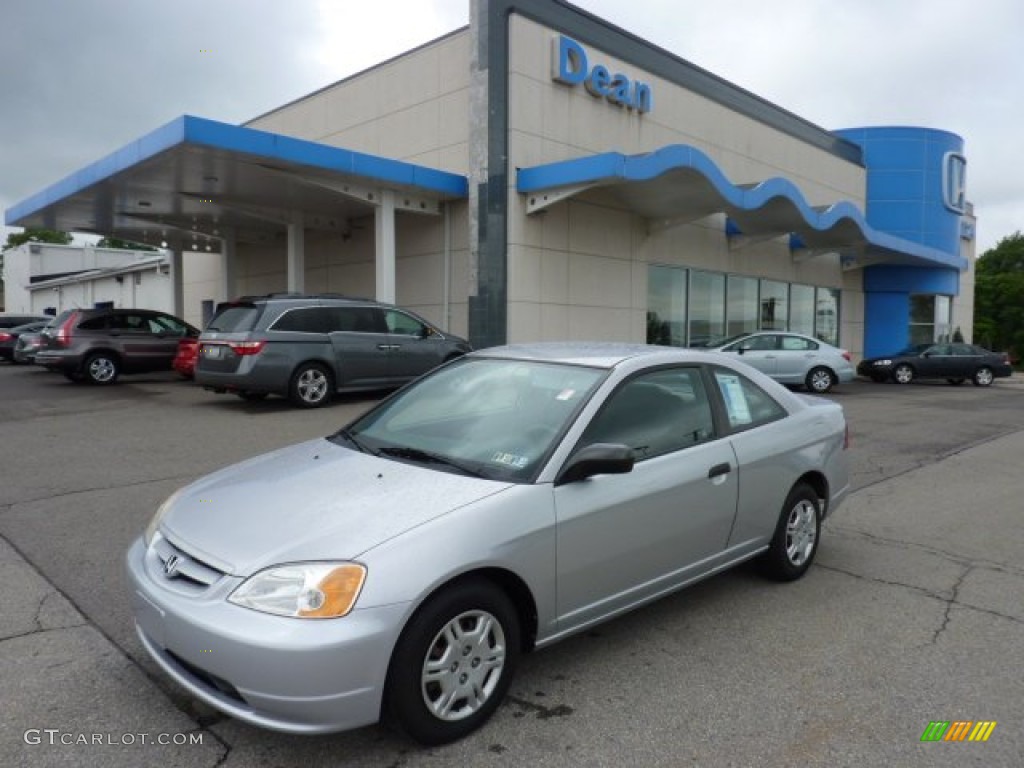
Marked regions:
[152,536,225,588]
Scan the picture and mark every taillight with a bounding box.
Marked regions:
[0,333,11,343]
[841,350,852,362]
[55,311,79,347]
[227,341,266,356]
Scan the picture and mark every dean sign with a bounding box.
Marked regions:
[552,35,653,114]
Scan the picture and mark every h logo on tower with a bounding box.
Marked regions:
[942,152,967,214]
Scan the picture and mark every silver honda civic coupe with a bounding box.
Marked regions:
[126,343,849,744]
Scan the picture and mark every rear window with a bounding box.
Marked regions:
[207,304,260,332]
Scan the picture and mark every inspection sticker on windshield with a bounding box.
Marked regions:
[490,452,529,469]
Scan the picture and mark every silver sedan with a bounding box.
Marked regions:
[700,331,855,393]
[126,343,850,744]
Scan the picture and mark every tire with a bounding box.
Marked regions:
[83,353,119,385]
[973,367,994,387]
[385,580,520,745]
[947,378,965,386]
[892,364,914,385]
[288,363,333,408]
[805,366,837,394]
[760,483,821,582]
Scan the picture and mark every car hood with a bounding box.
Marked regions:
[158,438,513,575]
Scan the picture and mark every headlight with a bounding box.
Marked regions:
[228,562,366,619]
[145,487,184,546]
[872,359,892,366]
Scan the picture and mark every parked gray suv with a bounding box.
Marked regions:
[194,294,472,407]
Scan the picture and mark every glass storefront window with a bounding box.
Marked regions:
[688,270,725,346]
[909,294,952,344]
[726,275,759,337]
[789,284,815,336]
[759,280,788,331]
[814,287,840,346]
[646,265,687,346]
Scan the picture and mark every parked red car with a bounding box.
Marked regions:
[173,337,199,379]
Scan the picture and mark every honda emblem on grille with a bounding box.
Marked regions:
[163,554,182,578]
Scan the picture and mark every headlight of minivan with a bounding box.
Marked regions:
[145,488,184,546]
[228,562,366,618]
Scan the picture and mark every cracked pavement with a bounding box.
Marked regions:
[1,370,1023,767]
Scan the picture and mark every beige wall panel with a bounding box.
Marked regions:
[507,245,543,303]
[567,252,632,308]
[567,306,634,341]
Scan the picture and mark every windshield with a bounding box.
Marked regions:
[698,332,752,349]
[896,343,932,356]
[335,357,608,482]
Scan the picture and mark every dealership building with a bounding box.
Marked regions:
[5,0,975,358]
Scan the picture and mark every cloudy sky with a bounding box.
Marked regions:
[2,0,1021,255]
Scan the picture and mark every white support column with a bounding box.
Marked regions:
[375,189,396,303]
[287,211,305,293]
[220,226,237,301]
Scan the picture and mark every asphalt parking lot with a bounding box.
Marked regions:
[1,364,1023,767]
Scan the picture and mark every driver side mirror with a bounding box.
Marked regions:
[555,443,635,486]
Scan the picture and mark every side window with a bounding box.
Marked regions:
[330,307,385,333]
[951,344,977,356]
[111,314,146,332]
[385,310,426,336]
[579,368,715,461]
[926,344,951,356]
[272,308,332,334]
[780,336,817,351]
[731,335,776,352]
[713,369,787,430]
[154,315,187,335]
[77,316,108,331]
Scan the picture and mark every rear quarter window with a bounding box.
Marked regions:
[207,305,260,332]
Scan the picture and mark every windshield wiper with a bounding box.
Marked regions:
[377,446,488,478]
[332,429,368,453]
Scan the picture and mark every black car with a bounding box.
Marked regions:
[857,343,1013,386]
[0,312,50,329]
[35,308,199,384]
[0,320,51,362]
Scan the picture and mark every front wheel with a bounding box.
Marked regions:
[385,581,520,745]
[288,363,333,408]
[892,364,914,385]
[84,353,120,385]
[973,367,994,387]
[805,367,837,394]
[760,483,821,582]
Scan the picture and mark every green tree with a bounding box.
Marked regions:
[96,236,157,251]
[2,228,73,251]
[974,231,1024,361]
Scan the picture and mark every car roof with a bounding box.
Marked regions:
[470,342,729,369]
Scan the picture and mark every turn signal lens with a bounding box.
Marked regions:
[229,562,367,619]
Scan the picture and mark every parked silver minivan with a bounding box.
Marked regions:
[194,294,472,407]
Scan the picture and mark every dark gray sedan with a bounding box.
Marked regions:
[857,342,1013,386]
[127,343,849,744]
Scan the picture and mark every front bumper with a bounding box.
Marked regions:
[125,537,409,734]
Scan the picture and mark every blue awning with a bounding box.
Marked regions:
[517,145,967,271]
[7,115,468,249]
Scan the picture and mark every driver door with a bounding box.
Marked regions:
[553,367,738,631]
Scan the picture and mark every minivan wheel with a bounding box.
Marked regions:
[289,363,333,408]
[84,353,119,385]
[385,580,520,745]
[805,366,837,394]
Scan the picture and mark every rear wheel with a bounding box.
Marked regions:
[385,580,520,745]
[805,367,837,394]
[288,363,333,408]
[84,353,119,385]
[892,364,914,385]
[760,483,821,582]
[973,367,994,387]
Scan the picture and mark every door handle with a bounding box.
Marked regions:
[707,463,731,479]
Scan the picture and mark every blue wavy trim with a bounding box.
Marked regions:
[517,144,965,270]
